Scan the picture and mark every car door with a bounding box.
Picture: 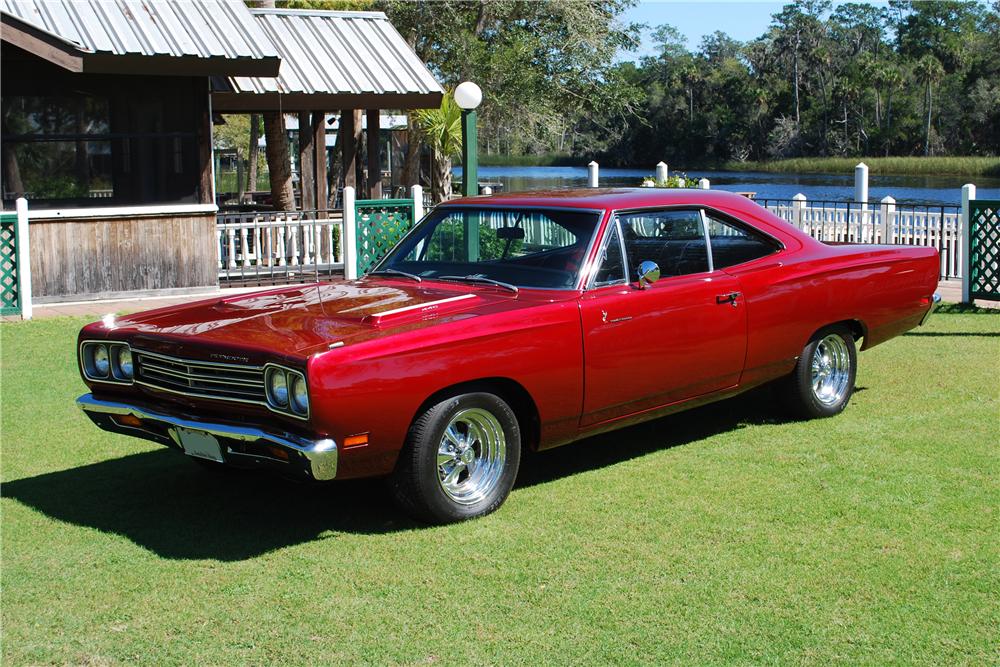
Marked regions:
[579,208,747,427]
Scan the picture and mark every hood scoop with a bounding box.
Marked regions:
[362,293,479,326]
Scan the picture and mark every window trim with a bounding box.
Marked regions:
[588,215,629,288]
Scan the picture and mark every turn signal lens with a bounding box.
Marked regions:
[344,433,369,448]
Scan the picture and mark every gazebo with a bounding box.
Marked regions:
[211,8,444,207]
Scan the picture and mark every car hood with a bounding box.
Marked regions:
[108,279,560,358]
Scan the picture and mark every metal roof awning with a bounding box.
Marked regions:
[0,0,280,76]
[211,9,444,112]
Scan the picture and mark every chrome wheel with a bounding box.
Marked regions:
[810,334,852,406]
[436,407,507,505]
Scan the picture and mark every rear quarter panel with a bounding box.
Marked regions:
[727,242,939,387]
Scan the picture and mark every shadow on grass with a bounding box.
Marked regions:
[937,303,1000,315]
[905,331,1000,338]
[4,387,790,560]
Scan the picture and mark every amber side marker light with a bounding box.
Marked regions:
[114,414,143,428]
[266,446,290,461]
[343,433,369,449]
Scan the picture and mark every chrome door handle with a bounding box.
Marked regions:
[716,292,740,306]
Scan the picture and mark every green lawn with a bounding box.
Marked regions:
[2,309,998,665]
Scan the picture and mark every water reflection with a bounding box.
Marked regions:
[453,165,1000,205]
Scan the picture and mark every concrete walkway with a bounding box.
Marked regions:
[4,278,995,322]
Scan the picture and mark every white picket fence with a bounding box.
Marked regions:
[216,210,344,283]
[761,197,963,278]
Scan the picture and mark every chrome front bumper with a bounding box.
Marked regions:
[76,394,338,480]
[919,293,943,326]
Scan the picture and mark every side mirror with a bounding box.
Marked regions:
[637,260,660,289]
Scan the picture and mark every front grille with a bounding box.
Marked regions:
[135,350,266,404]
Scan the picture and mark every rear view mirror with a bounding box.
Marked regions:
[496,227,525,240]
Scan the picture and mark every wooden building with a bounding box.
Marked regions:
[0,2,442,302]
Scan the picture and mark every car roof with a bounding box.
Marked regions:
[443,188,760,212]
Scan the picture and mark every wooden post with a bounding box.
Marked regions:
[655,161,668,183]
[792,193,807,230]
[341,110,360,190]
[312,112,327,212]
[15,197,31,320]
[367,109,381,199]
[880,196,896,244]
[588,161,599,187]
[412,184,424,221]
[343,185,358,279]
[961,183,976,303]
[298,112,315,211]
[199,93,214,205]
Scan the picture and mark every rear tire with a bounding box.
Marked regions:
[781,326,857,419]
[389,392,521,524]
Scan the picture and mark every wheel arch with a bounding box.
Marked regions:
[410,377,542,452]
[809,318,868,349]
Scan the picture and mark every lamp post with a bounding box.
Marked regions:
[454,81,482,197]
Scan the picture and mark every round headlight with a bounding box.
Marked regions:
[269,370,288,407]
[290,375,309,414]
[92,345,110,377]
[117,347,133,379]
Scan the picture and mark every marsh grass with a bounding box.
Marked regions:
[723,156,1000,177]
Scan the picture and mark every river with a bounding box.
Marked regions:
[452,165,1000,206]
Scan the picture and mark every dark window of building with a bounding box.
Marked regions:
[1,47,205,208]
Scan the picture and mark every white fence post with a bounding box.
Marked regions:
[855,162,869,241]
[481,186,492,195]
[655,161,669,183]
[411,184,424,222]
[854,162,869,204]
[588,161,599,188]
[880,196,896,244]
[961,183,976,303]
[15,197,31,320]
[792,193,807,230]
[698,178,710,190]
[343,186,358,280]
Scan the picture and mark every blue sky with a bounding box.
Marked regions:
[620,0,890,60]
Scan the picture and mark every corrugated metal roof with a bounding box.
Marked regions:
[1,0,279,66]
[218,9,442,107]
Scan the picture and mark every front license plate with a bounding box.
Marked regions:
[176,427,224,462]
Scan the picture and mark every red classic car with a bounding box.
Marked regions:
[77,189,941,523]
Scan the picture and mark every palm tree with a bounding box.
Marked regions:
[413,92,463,204]
[915,55,944,157]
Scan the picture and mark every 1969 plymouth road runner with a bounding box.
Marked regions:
[77,189,941,523]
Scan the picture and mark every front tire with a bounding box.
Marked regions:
[782,326,857,419]
[390,392,521,524]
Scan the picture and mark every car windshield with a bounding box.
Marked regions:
[373,206,602,289]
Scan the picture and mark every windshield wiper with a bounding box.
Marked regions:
[438,275,519,294]
[369,268,422,282]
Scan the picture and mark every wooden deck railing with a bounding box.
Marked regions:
[216,209,344,286]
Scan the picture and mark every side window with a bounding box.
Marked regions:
[619,209,709,277]
[705,212,779,269]
[593,220,625,285]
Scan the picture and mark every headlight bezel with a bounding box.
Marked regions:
[80,340,134,385]
[264,364,309,419]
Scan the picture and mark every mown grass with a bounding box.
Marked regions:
[723,156,1000,177]
[2,310,998,665]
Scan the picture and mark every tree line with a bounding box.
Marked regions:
[605,0,1000,166]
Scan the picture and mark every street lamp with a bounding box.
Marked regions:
[454,81,482,197]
